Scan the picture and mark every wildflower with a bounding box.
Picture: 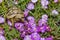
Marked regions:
[28,22,36,27]
[0,35,6,40]
[27,16,35,22]
[52,10,58,16]
[31,27,37,32]
[31,32,40,40]
[38,19,47,26]
[27,2,34,10]
[39,25,47,33]
[0,0,3,3]
[41,0,49,9]
[37,24,50,33]
[27,25,37,33]
[14,22,24,32]
[7,20,12,26]
[20,31,26,38]
[45,36,53,40]
[46,26,51,31]
[40,37,45,40]
[31,0,38,3]
[23,35,32,40]
[0,27,4,35]
[24,9,30,17]
[42,14,48,21]
[24,21,29,26]
[0,16,5,24]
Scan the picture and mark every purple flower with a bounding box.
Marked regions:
[40,37,45,40]
[0,30,4,35]
[7,20,12,26]
[27,16,35,22]
[24,21,37,33]
[24,9,30,17]
[37,24,49,33]
[27,2,34,10]
[23,35,32,40]
[41,0,49,9]
[42,14,48,21]
[45,36,53,40]
[31,0,38,3]
[0,16,5,24]
[15,22,24,28]
[38,19,47,26]
[40,25,47,33]
[52,10,58,15]
[0,0,3,3]
[14,22,24,32]
[31,27,37,32]
[54,0,58,3]
[26,27,33,33]
[27,21,37,33]
[27,26,37,33]
[31,32,40,40]
[20,31,26,38]
[0,27,4,35]
[42,5,48,9]
[28,22,36,27]
[46,26,51,32]
[0,35,6,40]
[24,21,29,26]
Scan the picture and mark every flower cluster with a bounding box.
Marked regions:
[0,12,53,40]
[14,14,52,40]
